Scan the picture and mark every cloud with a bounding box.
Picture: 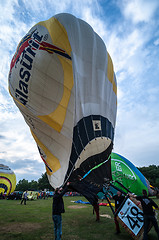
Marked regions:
[114,94,159,166]
[120,0,159,23]
[0,157,45,182]
[0,135,6,140]
[154,38,159,46]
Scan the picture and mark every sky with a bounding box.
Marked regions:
[0,0,159,183]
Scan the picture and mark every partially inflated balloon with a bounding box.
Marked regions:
[111,153,149,195]
[8,13,117,188]
[0,164,16,195]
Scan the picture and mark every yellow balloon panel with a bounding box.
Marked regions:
[0,165,16,195]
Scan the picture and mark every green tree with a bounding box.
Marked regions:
[15,179,29,191]
[29,180,38,190]
[15,172,53,191]
[138,165,159,188]
[38,172,52,190]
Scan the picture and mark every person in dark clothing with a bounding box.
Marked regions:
[52,188,65,240]
[135,189,159,240]
[109,191,125,234]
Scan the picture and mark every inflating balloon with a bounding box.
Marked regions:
[0,164,16,195]
[110,153,149,195]
[8,13,117,189]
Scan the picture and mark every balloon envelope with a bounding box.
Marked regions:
[111,153,149,195]
[8,13,117,188]
[0,164,16,195]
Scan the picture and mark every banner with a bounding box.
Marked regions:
[117,198,144,239]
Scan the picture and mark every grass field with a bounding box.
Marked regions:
[0,196,159,240]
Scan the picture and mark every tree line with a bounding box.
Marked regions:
[138,165,159,188]
[15,172,51,192]
[15,165,159,192]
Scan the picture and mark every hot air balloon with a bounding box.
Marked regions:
[110,153,149,195]
[8,13,117,189]
[0,164,16,195]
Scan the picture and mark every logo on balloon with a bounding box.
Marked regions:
[9,28,71,106]
[92,120,101,131]
[115,162,122,172]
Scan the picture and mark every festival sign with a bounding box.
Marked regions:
[117,198,144,239]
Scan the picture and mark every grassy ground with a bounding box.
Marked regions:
[0,196,159,240]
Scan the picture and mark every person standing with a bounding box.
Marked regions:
[108,191,125,234]
[52,188,65,240]
[21,190,28,205]
[135,189,159,240]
